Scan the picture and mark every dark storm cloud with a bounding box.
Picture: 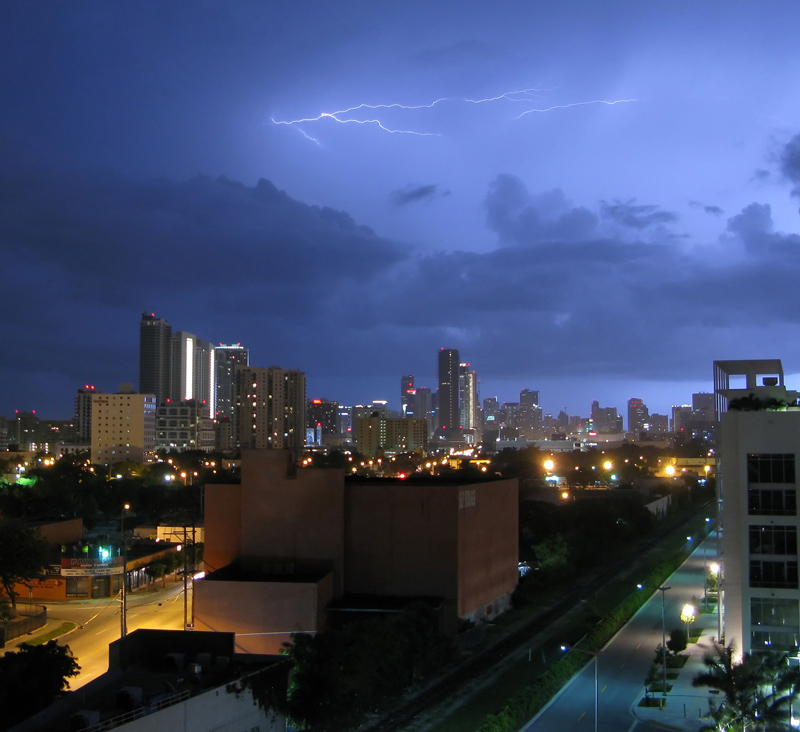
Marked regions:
[484,175,598,245]
[390,184,449,206]
[599,200,679,229]
[0,168,406,311]
[781,133,800,196]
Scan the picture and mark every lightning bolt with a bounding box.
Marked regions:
[515,99,637,119]
[270,86,636,143]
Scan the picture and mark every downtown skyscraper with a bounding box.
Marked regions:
[437,348,460,437]
[138,313,245,420]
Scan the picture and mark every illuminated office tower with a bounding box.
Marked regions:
[215,344,249,420]
[437,348,460,436]
[519,390,542,438]
[459,363,479,431]
[628,398,649,438]
[139,313,172,404]
[401,375,416,417]
[234,366,306,452]
[171,332,215,418]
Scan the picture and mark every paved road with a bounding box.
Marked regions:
[50,579,189,688]
[523,532,718,732]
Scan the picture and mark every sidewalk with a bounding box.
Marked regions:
[0,617,77,655]
[631,623,717,731]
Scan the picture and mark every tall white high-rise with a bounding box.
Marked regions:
[715,359,800,655]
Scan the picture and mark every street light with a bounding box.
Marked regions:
[561,644,600,732]
[120,503,130,638]
[681,603,696,640]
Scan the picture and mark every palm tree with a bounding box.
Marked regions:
[692,642,800,731]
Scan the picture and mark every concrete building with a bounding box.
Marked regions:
[170,331,215,419]
[628,397,649,438]
[234,366,306,452]
[306,398,339,437]
[11,629,287,732]
[139,312,173,405]
[716,359,800,655]
[196,450,518,653]
[354,415,428,456]
[74,385,100,445]
[91,387,156,465]
[459,363,479,433]
[401,374,416,417]
[155,399,215,452]
[436,348,460,437]
[214,343,249,420]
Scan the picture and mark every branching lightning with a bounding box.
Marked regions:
[270,85,636,144]
[516,98,637,119]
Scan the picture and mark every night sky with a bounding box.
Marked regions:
[4,1,800,420]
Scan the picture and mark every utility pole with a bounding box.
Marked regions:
[120,503,130,637]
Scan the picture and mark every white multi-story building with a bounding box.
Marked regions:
[716,359,800,655]
[91,388,156,465]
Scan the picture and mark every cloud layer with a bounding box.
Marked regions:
[4,135,800,416]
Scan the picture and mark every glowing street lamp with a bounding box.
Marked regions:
[544,459,555,472]
[681,603,696,639]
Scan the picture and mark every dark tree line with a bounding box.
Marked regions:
[282,603,453,731]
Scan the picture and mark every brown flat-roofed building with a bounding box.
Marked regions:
[197,450,518,652]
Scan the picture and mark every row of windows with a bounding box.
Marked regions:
[751,597,800,651]
[748,453,796,484]
[748,488,797,516]
[750,525,798,555]
[750,559,798,588]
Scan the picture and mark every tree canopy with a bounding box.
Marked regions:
[692,642,800,731]
[0,520,52,614]
[0,641,80,730]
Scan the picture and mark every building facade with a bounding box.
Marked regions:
[354,416,429,456]
[716,359,800,655]
[198,450,518,653]
[401,374,416,418]
[437,348,460,437]
[155,399,215,452]
[234,366,306,452]
[214,343,249,420]
[91,389,157,465]
[139,313,173,405]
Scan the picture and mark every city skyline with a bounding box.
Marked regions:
[1,310,712,424]
[4,2,800,420]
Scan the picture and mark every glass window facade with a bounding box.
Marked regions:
[751,597,800,652]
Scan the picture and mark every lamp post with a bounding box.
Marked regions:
[120,503,130,638]
[561,645,600,732]
[658,586,671,699]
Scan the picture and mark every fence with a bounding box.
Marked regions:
[0,602,48,647]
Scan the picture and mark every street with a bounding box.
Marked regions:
[52,579,189,689]
[524,532,717,732]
